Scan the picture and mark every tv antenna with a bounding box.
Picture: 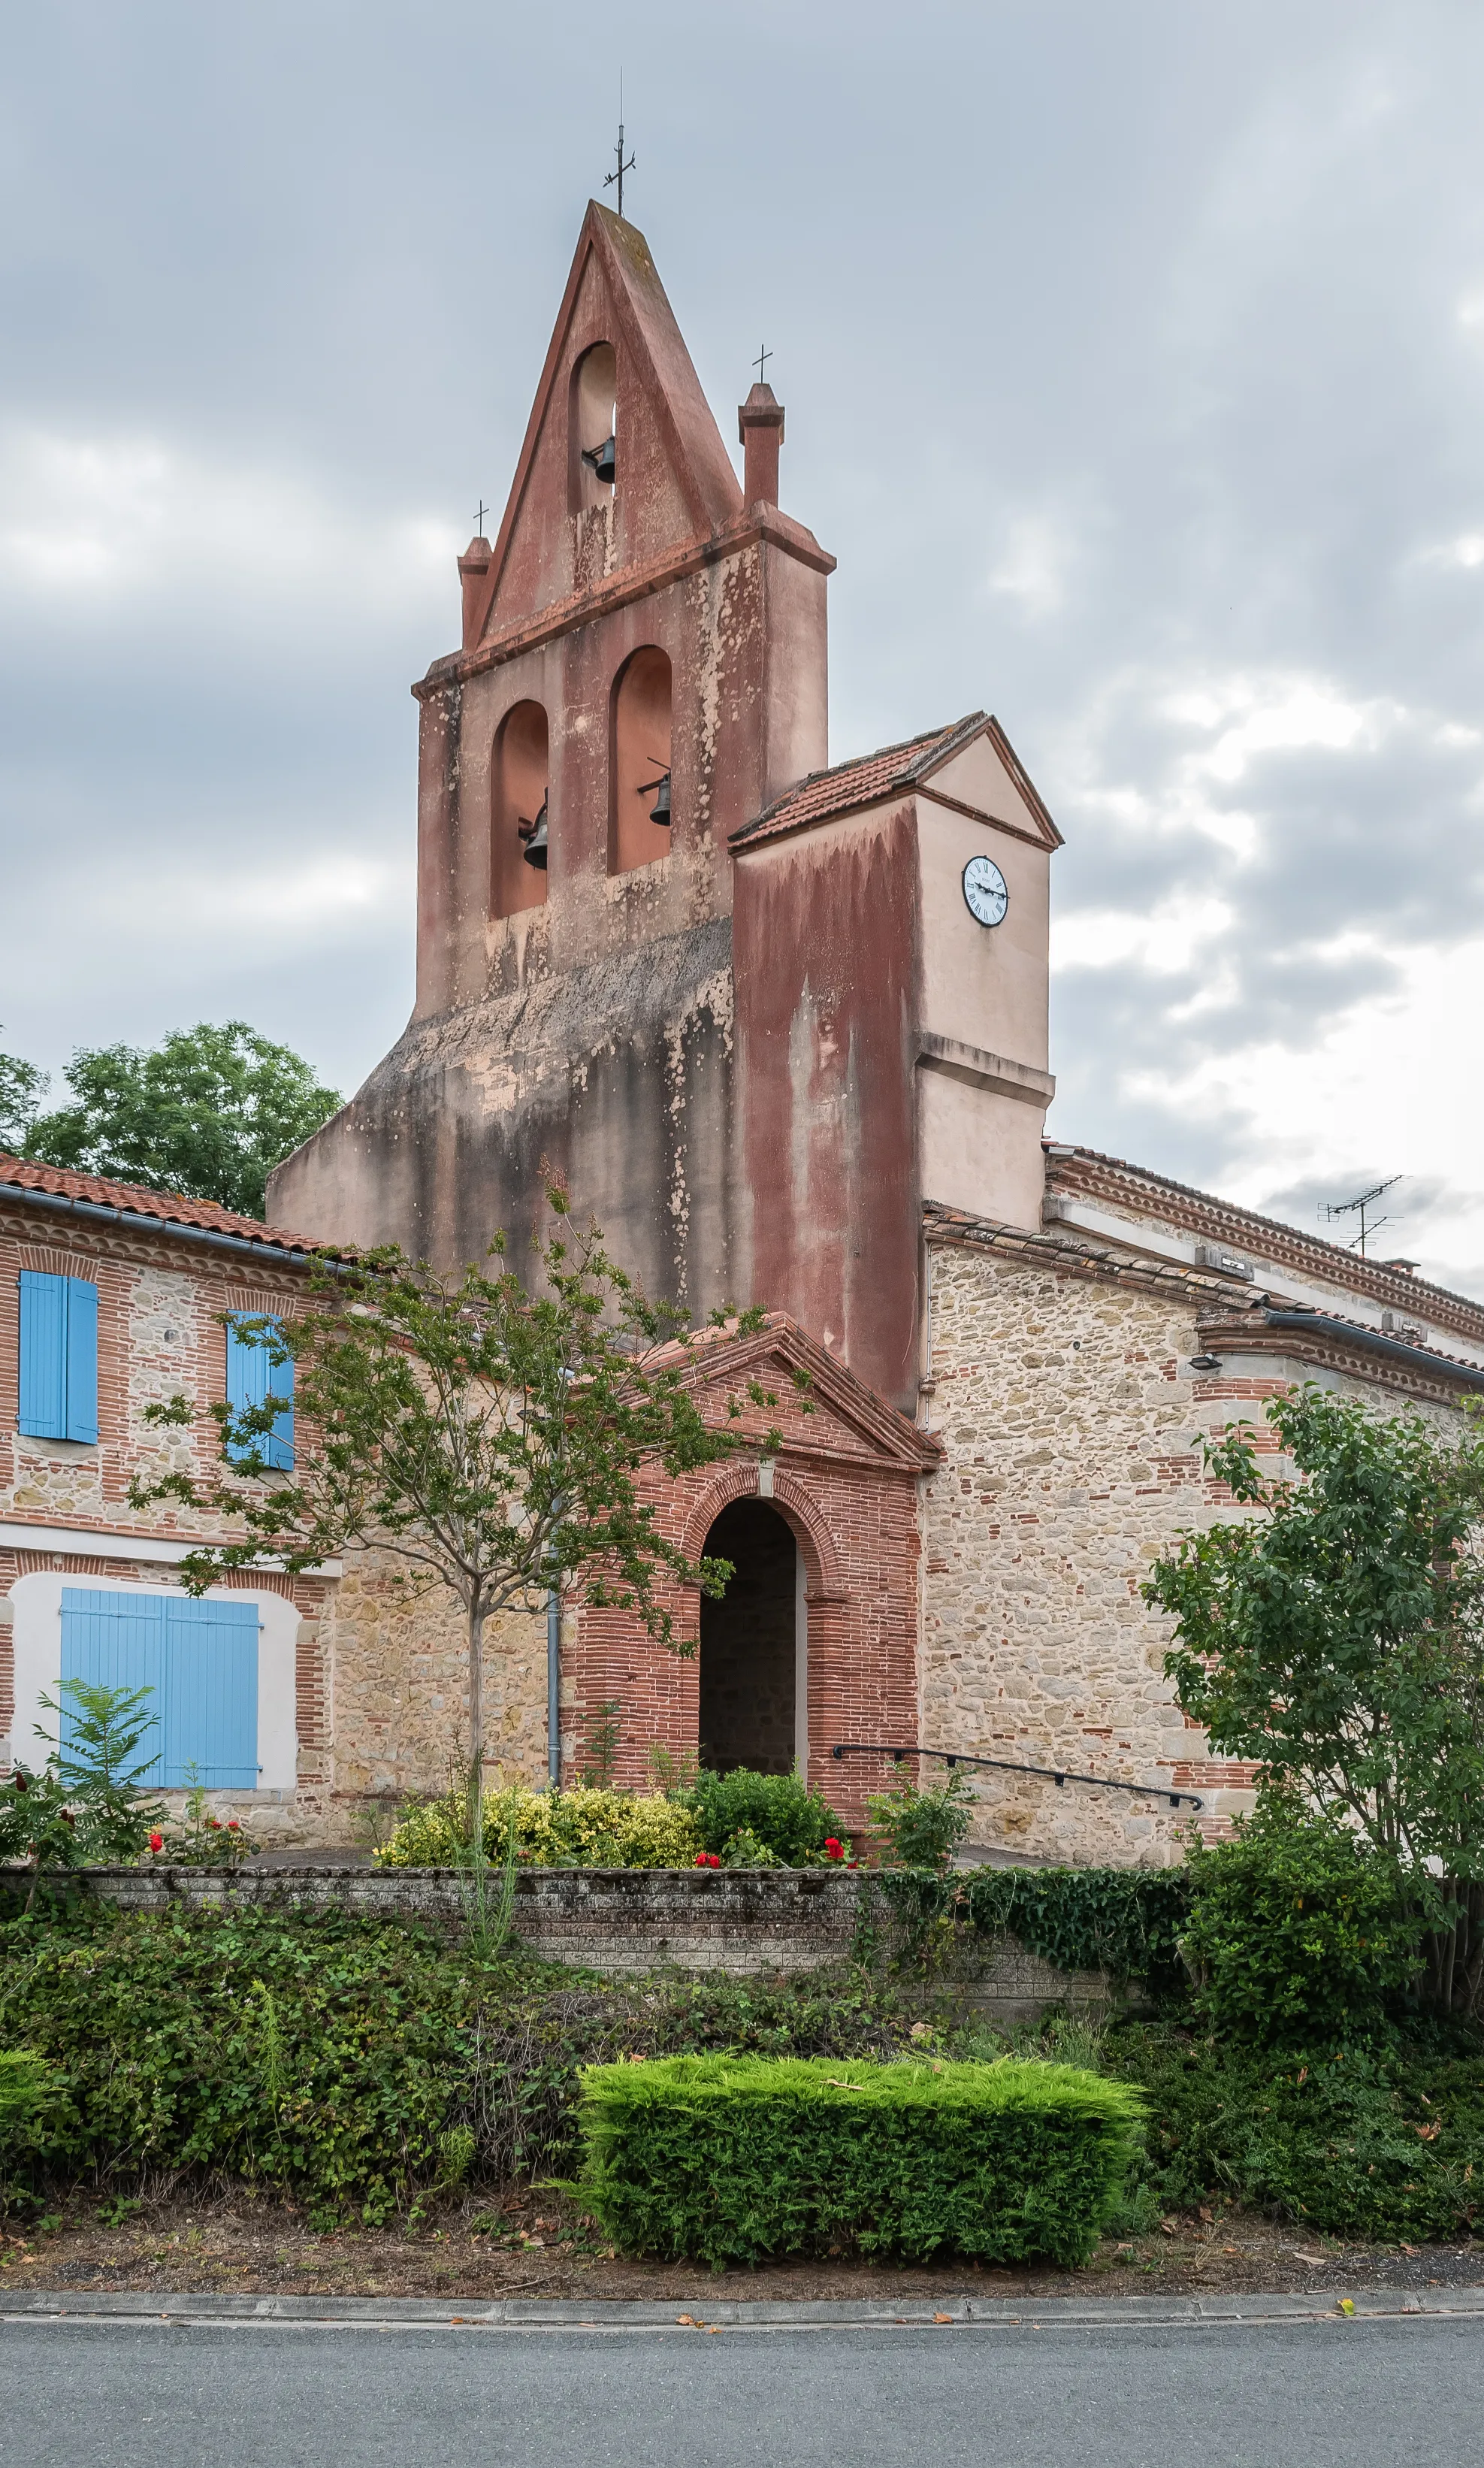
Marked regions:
[605,72,636,219]
[1319,1174,1404,1260]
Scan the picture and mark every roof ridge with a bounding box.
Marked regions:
[1047,1144,1484,1328]
[0,1151,327,1254]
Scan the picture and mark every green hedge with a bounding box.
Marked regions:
[0,1902,920,2224]
[1108,2025,1484,2243]
[576,2052,1144,2267]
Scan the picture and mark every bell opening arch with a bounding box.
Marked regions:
[569,340,617,513]
[491,700,549,919]
[609,645,672,876]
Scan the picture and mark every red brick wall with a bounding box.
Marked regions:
[564,1447,923,1828]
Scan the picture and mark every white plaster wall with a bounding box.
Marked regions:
[918,1069,1047,1231]
[914,800,1050,1070]
[5,1572,299,1792]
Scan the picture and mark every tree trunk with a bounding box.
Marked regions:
[467,1590,486,1858]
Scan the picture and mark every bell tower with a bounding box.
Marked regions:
[271,201,1059,1414]
[271,203,835,1309]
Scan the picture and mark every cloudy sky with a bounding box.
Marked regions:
[2,1,1482,1286]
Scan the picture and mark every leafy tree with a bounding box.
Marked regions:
[1145,1386,1484,2014]
[131,1193,791,1840]
[25,1020,341,1217]
[1145,1387,1484,1874]
[0,1027,46,1153]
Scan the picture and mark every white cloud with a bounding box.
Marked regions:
[1053,891,1233,977]
[1123,934,1484,1290]
[985,511,1079,619]
[0,426,457,622]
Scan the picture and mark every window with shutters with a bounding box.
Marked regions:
[225,1315,294,1468]
[17,1270,98,1444]
[60,1588,259,1787]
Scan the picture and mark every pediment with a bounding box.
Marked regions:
[917,715,1062,850]
[471,203,742,644]
[682,1314,941,1469]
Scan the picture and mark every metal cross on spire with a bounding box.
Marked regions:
[604,71,636,219]
[473,500,488,538]
[753,343,772,386]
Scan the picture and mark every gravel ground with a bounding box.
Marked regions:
[2,2188,1480,2306]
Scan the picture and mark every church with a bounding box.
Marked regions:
[264,201,1484,1865]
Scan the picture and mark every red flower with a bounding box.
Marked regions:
[149,1832,164,1853]
[226,1819,240,1832]
[694,1851,721,1868]
[824,1837,845,1860]
[208,1819,222,1830]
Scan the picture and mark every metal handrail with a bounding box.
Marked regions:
[830,1740,1203,1811]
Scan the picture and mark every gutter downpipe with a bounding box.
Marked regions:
[546,1490,566,1791]
[547,1586,561,1789]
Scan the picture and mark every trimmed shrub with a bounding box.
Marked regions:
[1180,1804,1425,2047]
[686,1769,842,1866]
[576,2052,1144,2267]
[376,1784,702,1871]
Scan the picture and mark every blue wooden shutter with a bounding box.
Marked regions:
[226,1314,292,1469]
[160,1598,259,1786]
[18,1272,66,1438]
[266,1338,294,1469]
[225,1315,267,1464]
[61,1587,258,1788]
[61,1589,165,1780]
[64,1278,98,1442]
[19,1272,98,1443]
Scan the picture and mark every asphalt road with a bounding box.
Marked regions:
[2,2318,1481,2468]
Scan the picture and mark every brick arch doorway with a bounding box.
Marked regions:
[697,1499,805,1776]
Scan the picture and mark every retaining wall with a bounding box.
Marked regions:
[20,1866,1112,2019]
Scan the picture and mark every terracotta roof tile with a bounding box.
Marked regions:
[0,1152,329,1257]
[729,716,981,848]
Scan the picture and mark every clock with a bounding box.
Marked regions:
[962,854,1008,927]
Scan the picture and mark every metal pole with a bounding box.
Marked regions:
[546,1583,561,1788]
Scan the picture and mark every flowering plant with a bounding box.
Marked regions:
[694,1850,721,1869]
[153,1779,257,1868]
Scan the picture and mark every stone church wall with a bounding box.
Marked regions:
[919,1238,1259,1867]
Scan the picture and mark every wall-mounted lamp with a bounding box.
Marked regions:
[1189,1353,1223,1374]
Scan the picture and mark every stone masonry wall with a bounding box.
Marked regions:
[319,1553,549,1825]
[919,1237,1258,1867]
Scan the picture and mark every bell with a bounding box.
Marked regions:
[582,434,616,485]
[518,794,549,870]
[637,768,672,827]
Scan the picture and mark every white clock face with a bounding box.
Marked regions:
[963,854,1009,927]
